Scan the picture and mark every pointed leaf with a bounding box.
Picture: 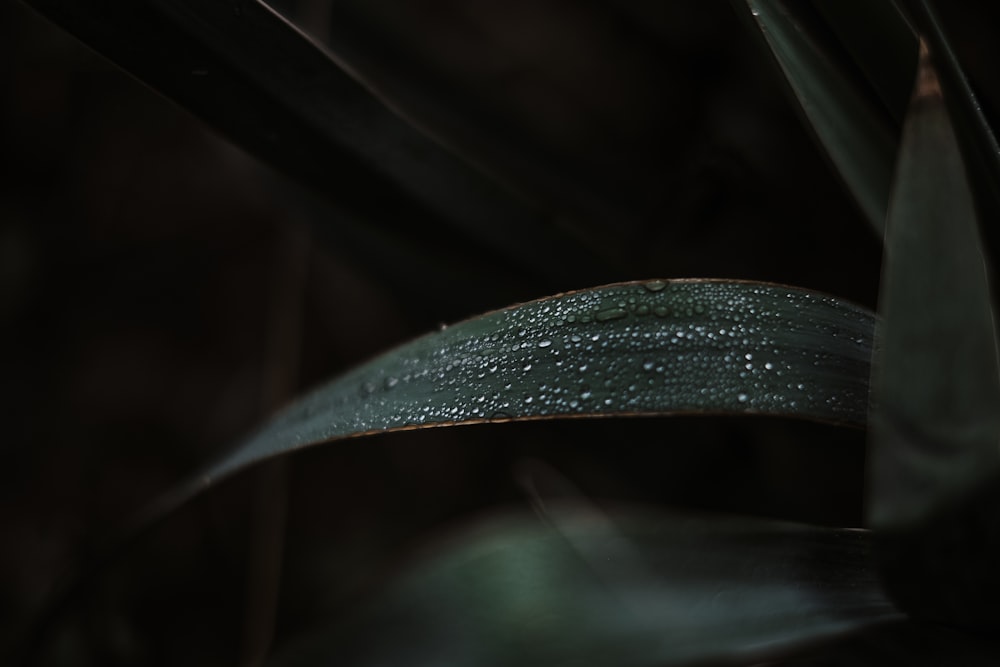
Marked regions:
[869,41,1000,628]
[199,280,873,491]
[270,506,901,667]
[895,0,1000,291]
[738,0,898,232]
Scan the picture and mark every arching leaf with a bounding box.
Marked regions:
[198,279,873,492]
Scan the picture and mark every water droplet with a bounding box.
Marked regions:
[738,393,749,403]
[635,304,650,316]
[644,280,667,292]
[538,340,552,348]
[524,396,533,404]
[361,381,376,396]
[595,307,628,322]
[523,363,533,372]
[581,391,592,400]
[570,334,582,343]
[654,306,670,317]
[384,376,399,389]
[642,360,655,371]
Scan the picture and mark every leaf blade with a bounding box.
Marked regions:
[738,0,899,232]
[205,279,874,487]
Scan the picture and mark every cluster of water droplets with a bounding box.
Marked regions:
[223,280,874,472]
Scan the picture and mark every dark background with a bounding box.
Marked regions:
[8,0,996,664]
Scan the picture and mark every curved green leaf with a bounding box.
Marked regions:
[199,279,873,489]
[869,41,1000,627]
[270,505,901,667]
[738,0,899,233]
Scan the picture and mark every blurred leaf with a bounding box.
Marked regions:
[737,0,899,232]
[895,0,1000,289]
[270,505,901,667]
[809,0,918,124]
[194,280,873,492]
[18,0,601,284]
[869,41,1000,627]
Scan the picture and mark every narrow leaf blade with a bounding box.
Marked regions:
[739,0,899,232]
[203,280,873,488]
[810,0,918,124]
[896,0,1000,295]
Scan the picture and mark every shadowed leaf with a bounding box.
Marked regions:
[270,505,901,667]
[17,0,598,285]
[895,0,1000,289]
[810,0,918,125]
[869,40,1000,627]
[738,0,899,232]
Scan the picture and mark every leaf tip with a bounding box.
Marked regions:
[914,39,942,103]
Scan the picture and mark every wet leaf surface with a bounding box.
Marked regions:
[199,279,873,490]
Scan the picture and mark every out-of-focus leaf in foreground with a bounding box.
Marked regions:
[738,0,899,232]
[195,280,873,492]
[270,504,901,667]
[869,41,1000,627]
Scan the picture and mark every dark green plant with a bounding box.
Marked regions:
[9,0,1000,665]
